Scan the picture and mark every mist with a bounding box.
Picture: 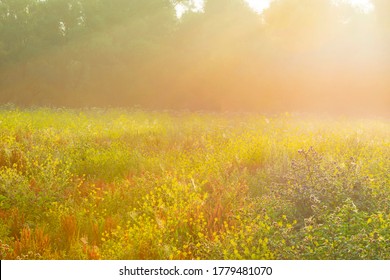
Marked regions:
[0,0,389,115]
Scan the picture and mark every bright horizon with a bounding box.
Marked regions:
[176,0,375,18]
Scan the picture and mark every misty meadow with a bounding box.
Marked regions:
[0,108,389,259]
[0,0,389,260]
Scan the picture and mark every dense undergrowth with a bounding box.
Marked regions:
[0,107,389,259]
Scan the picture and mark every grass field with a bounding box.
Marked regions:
[0,107,389,259]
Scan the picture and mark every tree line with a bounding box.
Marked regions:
[0,0,389,114]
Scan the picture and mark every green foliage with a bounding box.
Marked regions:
[298,200,390,259]
[276,146,376,222]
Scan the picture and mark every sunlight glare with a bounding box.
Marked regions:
[245,0,272,14]
[175,0,271,18]
[175,0,204,18]
[333,0,375,13]
[176,0,375,18]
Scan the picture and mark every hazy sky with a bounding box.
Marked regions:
[175,0,375,17]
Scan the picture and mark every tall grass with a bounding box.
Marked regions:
[0,107,389,259]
